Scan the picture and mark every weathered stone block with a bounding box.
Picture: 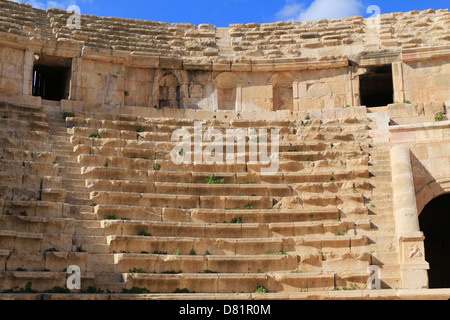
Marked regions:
[0,77,20,93]
[42,233,73,252]
[12,188,39,202]
[424,101,445,117]
[22,175,41,189]
[35,202,63,218]
[41,189,67,202]
[5,252,45,271]
[45,252,88,272]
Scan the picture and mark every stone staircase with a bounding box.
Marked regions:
[0,100,404,296]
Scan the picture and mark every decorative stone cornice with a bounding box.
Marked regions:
[402,45,450,62]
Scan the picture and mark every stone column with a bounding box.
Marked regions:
[392,62,405,104]
[22,50,34,96]
[70,57,82,101]
[235,85,242,111]
[390,144,429,289]
[391,145,420,235]
[213,87,219,111]
[296,82,307,112]
[292,81,300,111]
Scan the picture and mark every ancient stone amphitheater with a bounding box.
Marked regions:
[0,0,449,300]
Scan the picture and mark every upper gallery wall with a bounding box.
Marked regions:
[0,0,449,113]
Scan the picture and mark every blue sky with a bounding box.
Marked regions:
[12,0,450,27]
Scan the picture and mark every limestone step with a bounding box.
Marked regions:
[92,191,346,210]
[0,102,44,114]
[105,234,366,256]
[76,220,102,229]
[66,191,91,206]
[55,155,77,164]
[67,124,369,140]
[368,169,392,178]
[96,272,336,293]
[189,208,340,223]
[82,167,368,185]
[88,220,355,239]
[369,194,394,202]
[367,176,393,184]
[0,233,43,252]
[369,155,391,161]
[0,271,66,292]
[370,251,400,266]
[75,243,110,254]
[87,254,300,274]
[0,110,46,122]
[365,236,397,252]
[59,166,82,175]
[106,236,287,255]
[370,187,394,195]
[86,253,115,264]
[68,204,94,215]
[62,180,88,193]
[62,178,86,187]
[76,226,109,236]
[48,126,69,134]
[368,160,391,166]
[48,135,71,144]
[52,145,74,153]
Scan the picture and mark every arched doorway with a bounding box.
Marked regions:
[419,193,450,288]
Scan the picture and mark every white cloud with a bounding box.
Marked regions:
[276,0,365,22]
[11,0,80,10]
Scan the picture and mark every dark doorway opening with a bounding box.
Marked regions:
[419,193,450,289]
[359,64,394,107]
[32,56,72,101]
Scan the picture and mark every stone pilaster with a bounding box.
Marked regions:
[390,145,429,289]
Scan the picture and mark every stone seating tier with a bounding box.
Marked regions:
[0,101,402,294]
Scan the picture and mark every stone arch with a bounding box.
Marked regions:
[415,179,450,214]
[214,72,241,89]
[268,72,295,111]
[152,70,187,109]
[213,72,241,111]
[418,192,450,288]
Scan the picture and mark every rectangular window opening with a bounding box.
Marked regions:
[32,55,72,101]
[359,64,394,108]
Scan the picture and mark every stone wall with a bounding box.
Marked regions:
[79,59,126,105]
[402,57,450,104]
[0,47,25,96]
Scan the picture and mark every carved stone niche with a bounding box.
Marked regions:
[213,72,242,111]
[152,70,188,109]
[268,72,295,111]
[399,231,430,289]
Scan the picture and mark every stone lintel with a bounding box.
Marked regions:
[358,51,401,66]
[81,46,129,63]
[402,45,450,62]
[182,59,213,71]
